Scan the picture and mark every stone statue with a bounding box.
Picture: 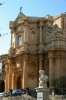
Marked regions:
[39,70,48,88]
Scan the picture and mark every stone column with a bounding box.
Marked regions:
[11,33,12,47]
[40,21,43,43]
[12,73,14,90]
[24,24,27,43]
[23,54,28,88]
[11,29,15,48]
[15,34,17,47]
[5,64,9,93]
[8,65,12,91]
[48,52,54,88]
[39,54,43,70]
[39,21,44,53]
[56,55,60,86]
[24,23,28,52]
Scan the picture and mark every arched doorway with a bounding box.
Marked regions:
[17,76,22,89]
[0,80,5,92]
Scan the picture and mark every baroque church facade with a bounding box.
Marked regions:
[5,12,66,92]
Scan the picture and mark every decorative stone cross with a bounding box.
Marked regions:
[20,7,22,13]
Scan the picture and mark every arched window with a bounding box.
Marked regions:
[18,35,22,46]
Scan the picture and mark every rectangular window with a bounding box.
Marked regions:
[18,35,22,46]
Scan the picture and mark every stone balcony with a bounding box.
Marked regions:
[9,45,29,56]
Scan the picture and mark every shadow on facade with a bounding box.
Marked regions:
[53,76,66,88]
[17,76,22,89]
[0,80,5,92]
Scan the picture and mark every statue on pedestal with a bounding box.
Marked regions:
[39,70,48,88]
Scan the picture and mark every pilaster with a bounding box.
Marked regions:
[8,64,12,91]
[39,54,43,70]
[39,21,44,53]
[15,34,17,48]
[55,52,61,87]
[48,52,54,88]
[11,29,15,48]
[40,22,43,43]
[23,54,28,88]
[5,64,9,93]
[24,23,28,52]
[12,73,14,90]
[24,24,27,43]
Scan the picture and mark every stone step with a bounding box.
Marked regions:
[0,95,36,100]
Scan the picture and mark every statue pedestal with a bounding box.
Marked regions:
[35,87,49,100]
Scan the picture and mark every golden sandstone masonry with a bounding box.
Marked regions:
[5,12,66,93]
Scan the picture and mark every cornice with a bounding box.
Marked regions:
[54,13,66,20]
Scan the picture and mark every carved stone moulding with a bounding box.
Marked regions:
[14,69,23,75]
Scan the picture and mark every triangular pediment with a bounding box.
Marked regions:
[17,12,27,18]
[15,12,27,24]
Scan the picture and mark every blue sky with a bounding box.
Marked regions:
[0,0,66,55]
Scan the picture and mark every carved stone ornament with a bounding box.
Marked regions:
[46,25,63,40]
[39,70,48,88]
